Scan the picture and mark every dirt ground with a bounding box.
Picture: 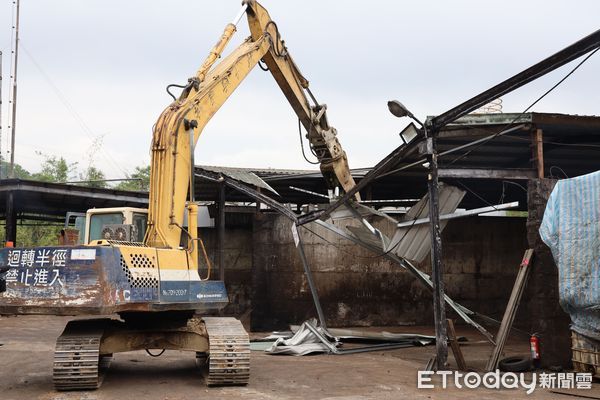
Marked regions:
[0,315,596,400]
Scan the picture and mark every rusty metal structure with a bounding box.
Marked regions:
[297,27,600,368]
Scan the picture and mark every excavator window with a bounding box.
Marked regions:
[89,213,124,242]
[132,213,148,242]
[74,216,86,245]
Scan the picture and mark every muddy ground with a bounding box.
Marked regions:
[0,315,596,400]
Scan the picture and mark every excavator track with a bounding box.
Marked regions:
[202,317,250,386]
[52,321,108,391]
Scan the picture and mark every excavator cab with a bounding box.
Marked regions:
[57,208,149,246]
[85,207,148,244]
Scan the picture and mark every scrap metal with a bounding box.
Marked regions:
[265,319,431,356]
[193,169,498,345]
[312,219,495,343]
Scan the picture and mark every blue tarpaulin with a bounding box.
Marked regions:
[540,170,600,340]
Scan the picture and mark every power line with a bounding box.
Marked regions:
[506,134,600,150]
[444,47,599,167]
[19,42,130,177]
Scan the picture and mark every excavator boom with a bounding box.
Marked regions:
[145,0,357,253]
[0,2,356,389]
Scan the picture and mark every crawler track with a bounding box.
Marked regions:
[203,317,250,386]
[52,321,108,391]
[51,316,250,390]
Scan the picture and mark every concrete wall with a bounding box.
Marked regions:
[524,178,571,368]
[206,189,571,368]
[250,212,528,331]
[199,213,253,321]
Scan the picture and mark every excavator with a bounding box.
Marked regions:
[0,0,356,390]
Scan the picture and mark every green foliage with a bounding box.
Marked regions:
[16,221,63,247]
[31,152,78,183]
[1,153,150,246]
[79,166,107,188]
[0,156,31,179]
[10,152,73,245]
[114,165,150,192]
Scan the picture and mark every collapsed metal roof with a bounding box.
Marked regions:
[0,111,598,226]
[198,166,279,195]
[194,112,600,209]
[371,112,600,210]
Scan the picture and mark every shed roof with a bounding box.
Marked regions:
[0,112,598,222]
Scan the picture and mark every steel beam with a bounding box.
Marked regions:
[297,138,424,225]
[396,201,519,228]
[429,29,600,130]
[299,125,526,226]
[293,224,327,329]
[0,182,149,205]
[438,168,536,180]
[4,192,16,245]
[217,183,226,281]
[195,170,298,222]
[196,170,330,327]
[425,135,448,369]
[302,29,600,225]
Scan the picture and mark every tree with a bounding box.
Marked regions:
[1,154,112,247]
[12,153,77,247]
[115,165,150,192]
[79,166,107,188]
[15,221,62,247]
[0,155,31,179]
[31,153,77,183]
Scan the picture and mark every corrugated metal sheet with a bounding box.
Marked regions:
[339,184,465,263]
[346,225,386,250]
[386,184,466,263]
[197,166,278,195]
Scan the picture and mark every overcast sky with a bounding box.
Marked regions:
[0,1,598,179]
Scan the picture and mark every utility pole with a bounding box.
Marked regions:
[0,50,3,178]
[9,0,21,178]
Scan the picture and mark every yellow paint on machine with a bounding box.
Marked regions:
[116,245,191,271]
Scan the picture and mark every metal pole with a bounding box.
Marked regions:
[9,0,21,178]
[426,129,448,369]
[0,50,3,178]
[218,182,226,281]
[5,191,16,245]
[293,224,327,329]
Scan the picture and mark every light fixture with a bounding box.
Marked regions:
[387,100,423,127]
[399,123,419,145]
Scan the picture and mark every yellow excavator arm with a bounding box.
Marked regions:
[145,0,357,259]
